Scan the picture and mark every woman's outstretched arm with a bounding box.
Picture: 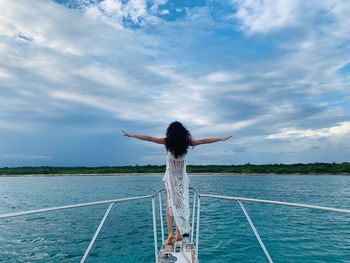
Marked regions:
[191,136,232,146]
[122,130,165,145]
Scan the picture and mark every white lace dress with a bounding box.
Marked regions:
[162,151,191,235]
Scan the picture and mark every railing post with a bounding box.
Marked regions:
[237,201,273,263]
[80,202,115,263]
[158,192,165,245]
[195,195,200,263]
[191,191,196,243]
[152,196,158,263]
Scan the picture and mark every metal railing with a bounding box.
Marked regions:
[0,194,154,263]
[198,193,350,263]
[0,188,201,263]
[0,189,349,263]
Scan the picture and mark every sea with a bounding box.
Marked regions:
[0,175,349,263]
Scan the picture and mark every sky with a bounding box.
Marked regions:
[0,0,349,167]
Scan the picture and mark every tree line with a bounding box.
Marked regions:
[0,162,349,175]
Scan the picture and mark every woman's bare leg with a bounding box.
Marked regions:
[166,206,174,244]
[165,184,174,245]
[175,227,181,240]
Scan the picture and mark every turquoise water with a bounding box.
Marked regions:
[0,175,349,262]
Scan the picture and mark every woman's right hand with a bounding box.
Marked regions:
[122,130,133,137]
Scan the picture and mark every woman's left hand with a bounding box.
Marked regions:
[221,135,232,141]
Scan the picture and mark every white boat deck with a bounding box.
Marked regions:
[159,240,197,263]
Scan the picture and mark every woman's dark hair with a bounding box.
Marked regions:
[165,121,192,158]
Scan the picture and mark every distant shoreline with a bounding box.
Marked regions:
[0,173,349,177]
[1,163,349,176]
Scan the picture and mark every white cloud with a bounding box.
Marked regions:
[267,122,350,139]
[73,64,135,90]
[232,0,350,36]
[0,0,170,125]
[205,72,241,83]
[0,67,12,78]
[0,120,37,132]
[78,0,164,27]
[194,119,258,136]
[233,0,302,34]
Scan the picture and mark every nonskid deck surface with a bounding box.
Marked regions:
[158,240,197,263]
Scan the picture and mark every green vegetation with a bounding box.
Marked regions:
[0,163,349,175]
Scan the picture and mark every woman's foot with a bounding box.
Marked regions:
[166,234,175,245]
[175,227,181,241]
[174,233,182,241]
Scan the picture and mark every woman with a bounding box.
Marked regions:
[122,121,231,245]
